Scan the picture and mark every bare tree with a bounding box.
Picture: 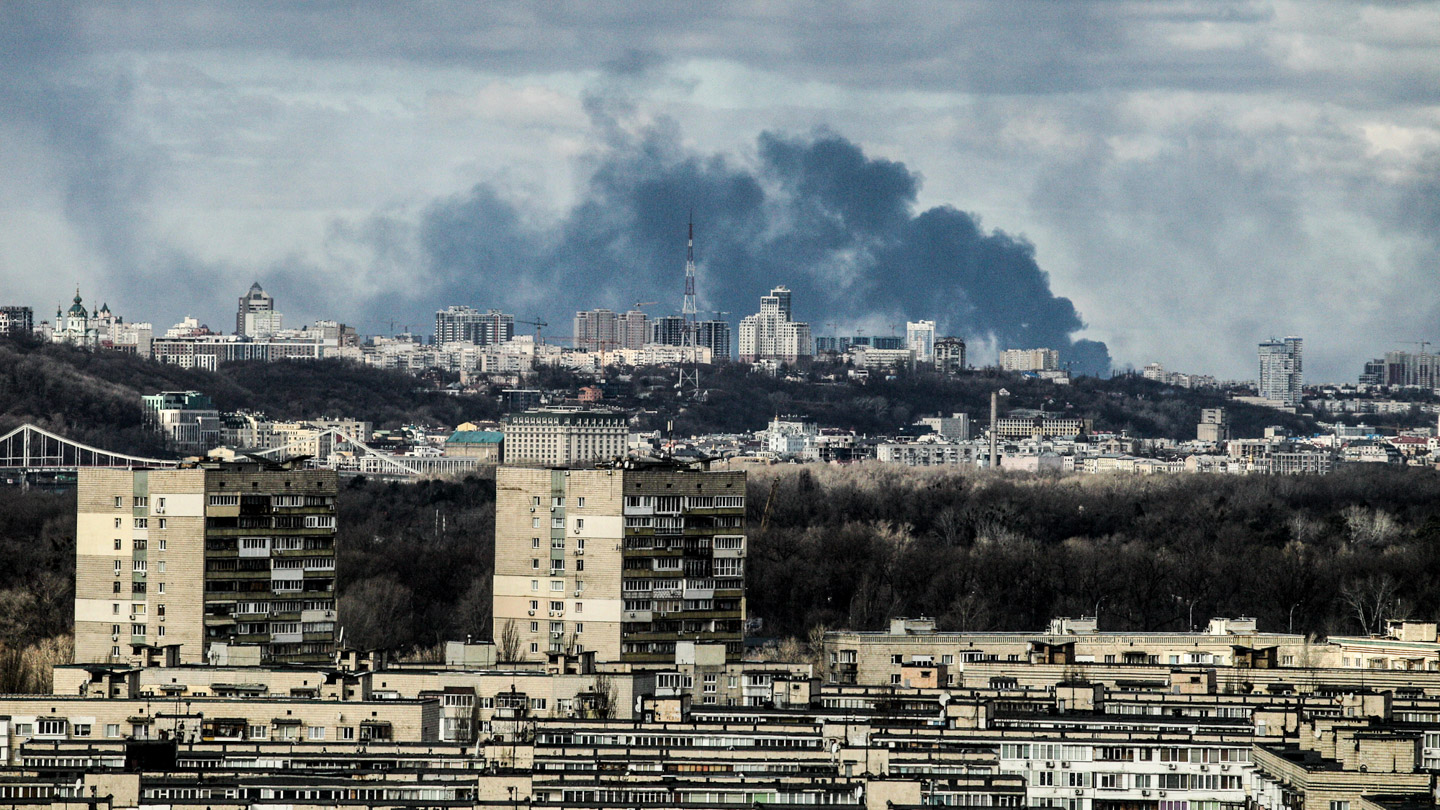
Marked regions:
[1340,574,1400,636]
[497,619,521,663]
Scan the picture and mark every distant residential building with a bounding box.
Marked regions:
[918,413,971,441]
[574,309,620,352]
[905,321,936,363]
[876,441,977,467]
[650,315,686,347]
[143,391,222,452]
[696,320,731,361]
[934,337,966,374]
[501,409,628,467]
[992,414,1091,439]
[847,345,914,371]
[1259,336,1303,406]
[0,306,33,336]
[1197,408,1230,444]
[435,306,513,346]
[1362,350,1440,389]
[1142,362,1167,381]
[737,286,812,364]
[236,281,278,337]
[617,310,649,350]
[999,348,1059,372]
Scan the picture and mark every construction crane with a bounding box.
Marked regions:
[1415,340,1433,355]
[515,317,548,345]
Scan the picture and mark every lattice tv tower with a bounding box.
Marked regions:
[678,214,702,395]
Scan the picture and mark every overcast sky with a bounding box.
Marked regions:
[2,1,1438,380]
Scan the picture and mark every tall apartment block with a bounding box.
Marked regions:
[492,461,746,666]
[434,306,514,346]
[934,337,966,374]
[1259,336,1304,406]
[501,409,629,467]
[74,462,339,667]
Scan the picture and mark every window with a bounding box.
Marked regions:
[114,560,122,573]
[157,518,166,529]
[531,580,539,591]
[112,624,121,635]
[115,518,122,528]
[532,496,541,506]
[530,600,539,610]
[1330,803,1350,810]
[576,538,585,550]
[890,674,902,684]
[550,600,564,611]
[158,583,165,594]
[158,539,166,551]
[112,582,121,594]
[532,537,541,548]
[112,603,120,614]
[114,539,122,550]
[577,497,586,507]
[532,559,540,570]
[111,646,120,657]
[249,725,268,739]
[576,623,583,634]
[1036,771,1055,787]
[576,602,583,613]
[576,518,585,530]
[132,624,146,635]
[157,604,165,617]
[133,518,148,529]
[551,517,564,529]
[104,724,120,738]
[73,723,91,737]
[576,560,584,572]
[891,655,903,665]
[551,537,565,549]
[307,726,325,740]
[114,496,123,508]
[532,517,540,528]
[132,559,147,572]
[156,497,165,509]
[550,621,563,633]
[530,643,538,653]
[158,626,165,637]
[530,622,539,632]
[551,580,564,591]
[552,496,564,507]
[339,726,355,740]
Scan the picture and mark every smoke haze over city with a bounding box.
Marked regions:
[3,2,1440,378]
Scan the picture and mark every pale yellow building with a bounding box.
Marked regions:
[74,462,338,667]
[493,461,745,666]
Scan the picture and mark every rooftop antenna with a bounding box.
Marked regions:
[678,212,702,397]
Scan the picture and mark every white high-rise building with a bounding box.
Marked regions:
[905,320,936,363]
[1259,336,1303,406]
[737,286,812,363]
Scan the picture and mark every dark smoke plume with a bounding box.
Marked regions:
[404,126,1111,375]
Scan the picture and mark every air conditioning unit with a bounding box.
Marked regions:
[1167,763,1177,770]
[1159,791,1167,798]
[1140,790,1151,797]
[1199,764,1209,772]
[1061,761,1071,768]
[573,590,582,597]
[529,507,535,513]
[1074,789,1084,796]
[527,610,535,616]
[154,507,165,514]
[551,631,562,638]
[1220,764,1230,771]
[1046,761,1055,768]
[111,634,119,641]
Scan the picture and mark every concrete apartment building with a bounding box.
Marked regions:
[1000,347,1060,372]
[74,462,338,667]
[434,305,514,346]
[737,286,812,363]
[934,336,966,373]
[492,461,746,666]
[993,413,1093,439]
[0,305,33,336]
[1259,336,1304,406]
[142,390,222,453]
[501,409,628,467]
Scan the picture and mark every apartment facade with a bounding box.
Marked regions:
[1259,336,1304,406]
[934,336,966,373]
[738,286,812,363]
[492,462,746,666]
[1000,348,1060,372]
[434,306,514,346]
[74,462,338,667]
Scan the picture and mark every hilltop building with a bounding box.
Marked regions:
[236,282,281,338]
[737,286,812,364]
[905,320,936,363]
[143,391,222,453]
[934,337,966,373]
[0,306,33,337]
[434,306,513,347]
[999,348,1059,372]
[1259,336,1304,406]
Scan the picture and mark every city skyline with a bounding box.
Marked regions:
[3,3,1439,380]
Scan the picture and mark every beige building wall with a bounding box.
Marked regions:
[75,469,208,665]
[494,467,626,663]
